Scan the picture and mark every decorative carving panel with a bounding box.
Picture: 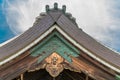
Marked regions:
[28,52,81,77]
[45,53,64,77]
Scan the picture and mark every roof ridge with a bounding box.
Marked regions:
[33,3,78,26]
[45,3,66,14]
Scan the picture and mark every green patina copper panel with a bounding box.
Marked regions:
[30,31,80,63]
[116,75,120,80]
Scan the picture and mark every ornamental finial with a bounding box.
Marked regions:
[54,3,58,10]
[62,5,66,14]
[45,3,66,14]
[46,5,50,12]
[35,3,78,26]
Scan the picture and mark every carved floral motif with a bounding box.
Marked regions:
[45,53,64,77]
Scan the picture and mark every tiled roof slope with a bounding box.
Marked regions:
[0,3,120,70]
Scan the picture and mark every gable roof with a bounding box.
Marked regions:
[0,3,120,73]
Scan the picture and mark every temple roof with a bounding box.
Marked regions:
[0,3,120,73]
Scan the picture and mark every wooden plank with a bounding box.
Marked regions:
[71,57,115,80]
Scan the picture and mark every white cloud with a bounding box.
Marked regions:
[2,0,120,52]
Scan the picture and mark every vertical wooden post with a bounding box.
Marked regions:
[17,78,20,80]
[53,77,55,80]
[86,74,88,80]
[20,74,24,80]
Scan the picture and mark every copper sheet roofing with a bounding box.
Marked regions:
[0,3,120,70]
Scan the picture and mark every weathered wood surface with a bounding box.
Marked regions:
[30,31,80,63]
[0,50,117,80]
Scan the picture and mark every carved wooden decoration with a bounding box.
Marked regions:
[45,52,64,77]
[30,31,80,63]
[28,52,82,78]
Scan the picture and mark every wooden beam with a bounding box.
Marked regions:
[86,74,88,80]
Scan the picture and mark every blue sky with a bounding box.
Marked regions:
[0,0,15,43]
[0,0,120,52]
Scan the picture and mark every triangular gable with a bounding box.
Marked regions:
[30,30,80,63]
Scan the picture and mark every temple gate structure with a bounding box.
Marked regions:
[0,3,120,80]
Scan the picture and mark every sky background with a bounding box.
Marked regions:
[0,0,120,53]
[0,0,15,43]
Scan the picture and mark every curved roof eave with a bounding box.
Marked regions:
[0,35,20,47]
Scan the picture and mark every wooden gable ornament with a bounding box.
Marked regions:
[0,3,120,80]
